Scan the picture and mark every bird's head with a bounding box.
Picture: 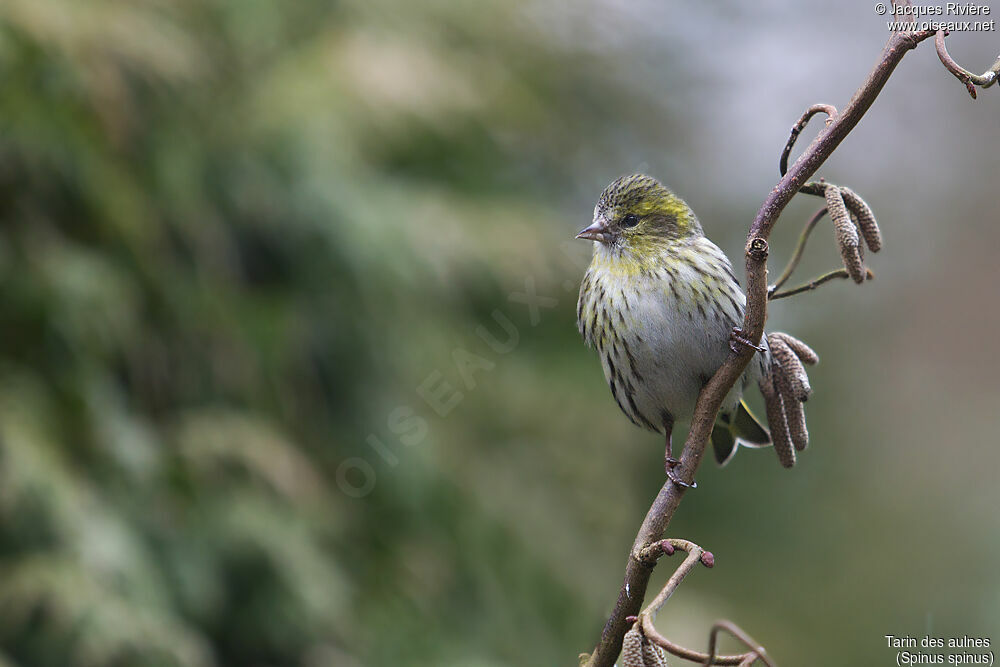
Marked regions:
[576,174,703,249]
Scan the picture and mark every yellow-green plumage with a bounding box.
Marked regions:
[576,174,770,465]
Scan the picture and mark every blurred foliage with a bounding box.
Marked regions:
[2,1,999,666]
[0,0,640,664]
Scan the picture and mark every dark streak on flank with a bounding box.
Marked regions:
[629,391,657,431]
[624,343,643,384]
[723,264,739,286]
[607,361,641,428]
[726,293,742,321]
[603,306,616,344]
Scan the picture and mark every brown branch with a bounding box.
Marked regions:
[704,621,775,667]
[778,104,837,176]
[642,628,750,666]
[638,539,710,622]
[583,26,952,667]
[770,267,873,301]
[935,30,1000,99]
[768,183,882,298]
[630,540,765,666]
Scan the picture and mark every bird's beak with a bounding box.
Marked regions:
[576,219,608,243]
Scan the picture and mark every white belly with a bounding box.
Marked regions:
[578,240,763,432]
[629,288,734,422]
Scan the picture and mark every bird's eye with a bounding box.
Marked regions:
[621,213,639,228]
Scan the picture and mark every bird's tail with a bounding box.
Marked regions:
[711,399,771,466]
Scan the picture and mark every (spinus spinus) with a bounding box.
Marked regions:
[576,174,770,486]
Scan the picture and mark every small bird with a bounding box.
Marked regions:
[576,174,771,486]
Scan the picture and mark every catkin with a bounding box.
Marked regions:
[621,627,644,667]
[840,186,882,253]
[769,337,811,401]
[825,186,865,283]
[772,361,809,451]
[785,397,809,452]
[770,332,819,365]
[761,373,795,468]
[621,626,669,667]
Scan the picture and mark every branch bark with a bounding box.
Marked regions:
[637,541,771,666]
[934,30,1000,98]
[583,27,938,667]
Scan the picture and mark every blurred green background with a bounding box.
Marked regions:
[1,1,998,665]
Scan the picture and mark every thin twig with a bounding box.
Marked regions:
[770,267,873,301]
[585,26,945,667]
[779,104,838,176]
[934,30,1000,99]
[704,621,775,667]
[635,540,759,666]
[798,181,826,198]
[642,629,751,666]
[636,538,676,564]
[639,540,707,619]
[769,207,827,294]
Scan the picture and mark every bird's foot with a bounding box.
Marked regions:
[667,467,697,489]
[730,327,766,354]
[664,456,697,489]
